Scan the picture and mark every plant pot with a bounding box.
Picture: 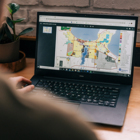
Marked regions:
[0,38,20,63]
[0,51,26,72]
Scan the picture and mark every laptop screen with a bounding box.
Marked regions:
[36,13,136,78]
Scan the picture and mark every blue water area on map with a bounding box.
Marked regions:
[108,30,120,56]
[100,34,110,43]
[81,47,88,65]
[106,34,109,39]
[71,27,99,41]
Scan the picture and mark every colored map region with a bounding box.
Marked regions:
[81,46,88,65]
[43,26,52,33]
[55,26,120,71]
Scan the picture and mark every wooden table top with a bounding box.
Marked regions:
[8,58,140,140]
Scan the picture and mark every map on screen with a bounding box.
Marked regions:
[55,26,120,71]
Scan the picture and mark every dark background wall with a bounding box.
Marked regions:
[11,0,140,42]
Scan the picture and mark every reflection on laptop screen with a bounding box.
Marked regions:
[37,14,136,77]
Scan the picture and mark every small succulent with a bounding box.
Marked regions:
[0,3,34,44]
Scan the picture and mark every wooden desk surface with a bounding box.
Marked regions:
[8,58,140,140]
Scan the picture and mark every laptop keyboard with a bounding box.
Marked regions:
[32,79,120,108]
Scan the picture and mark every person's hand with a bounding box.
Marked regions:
[9,76,34,94]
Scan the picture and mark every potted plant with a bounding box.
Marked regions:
[0,3,33,63]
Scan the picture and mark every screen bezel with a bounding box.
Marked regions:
[35,12,138,85]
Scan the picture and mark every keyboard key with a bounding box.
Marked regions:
[93,100,98,103]
[44,85,49,88]
[92,93,96,96]
[94,97,99,100]
[39,79,44,83]
[64,90,69,93]
[110,103,115,107]
[113,88,119,90]
[36,84,44,87]
[98,94,102,97]
[81,92,86,95]
[54,92,59,95]
[87,93,92,96]
[98,102,104,105]
[104,92,109,95]
[38,82,43,85]
[97,88,101,91]
[87,99,92,103]
[81,98,87,102]
[104,101,110,106]
[71,94,76,97]
[59,89,64,92]
[87,90,92,92]
[66,93,71,97]
[70,91,75,94]
[110,99,117,102]
[77,95,82,98]
[99,100,104,102]
[54,86,59,89]
[82,95,87,99]
[112,90,119,93]
[90,88,95,91]
[102,89,107,92]
[98,91,103,94]
[111,96,117,99]
[60,93,65,96]
[76,89,81,91]
[76,91,80,94]
[88,96,93,99]
[110,102,116,104]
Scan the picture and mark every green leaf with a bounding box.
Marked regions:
[7,6,12,14]
[8,3,20,15]
[12,18,25,24]
[0,24,5,42]
[6,17,14,29]
[4,23,13,41]
[18,28,34,36]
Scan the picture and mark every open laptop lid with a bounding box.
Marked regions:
[35,12,138,85]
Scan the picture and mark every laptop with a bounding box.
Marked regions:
[30,12,138,126]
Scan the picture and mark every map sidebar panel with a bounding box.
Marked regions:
[54,26,133,75]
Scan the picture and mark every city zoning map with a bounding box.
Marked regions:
[55,26,120,72]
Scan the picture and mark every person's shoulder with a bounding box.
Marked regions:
[0,75,99,140]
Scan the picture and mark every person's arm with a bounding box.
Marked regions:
[0,75,99,140]
[9,76,34,94]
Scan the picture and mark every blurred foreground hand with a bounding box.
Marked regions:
[9,76,34,94]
